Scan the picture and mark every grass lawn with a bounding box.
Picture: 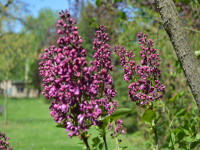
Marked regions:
[0,98,145,150]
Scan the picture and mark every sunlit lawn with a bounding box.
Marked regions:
[0,98,145,150]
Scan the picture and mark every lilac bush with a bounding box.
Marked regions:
[115,32,165,106]
[39,9,166,150]
[39,10,118,142]
[0,132,12,150]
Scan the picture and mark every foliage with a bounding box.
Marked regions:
[1,0,200,149]
[0,33,32,80]
[24,8,57,93]
[0,0,27,34]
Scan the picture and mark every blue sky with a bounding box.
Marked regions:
[13,0,74,32]
[26,0,70,17]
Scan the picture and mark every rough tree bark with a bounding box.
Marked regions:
[155,0,200,113]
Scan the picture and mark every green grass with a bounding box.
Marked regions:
[0,98,145,150]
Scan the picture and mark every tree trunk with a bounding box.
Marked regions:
[4,70,8,124]
[155,0,200,112]
[25,58,29,97]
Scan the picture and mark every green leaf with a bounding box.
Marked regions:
[189,120,197,134]
[190,139,200,149]
[179,91,185,97]
[119,11,126,20]
[114,0,123,2]
[179,127,191,136]
[178,141,188,149]
[120,146,128,150]
[56,124,65,128]
[99,142,104,149]
[176,109,187,117]
[195,50,200,57]
[169,132,175,147]
[177,131,186,141]
[156,122,165,131]
[96,0,101,6]
[183,136,194,143]
[99,116,110,129]
[142,109,156,124]
[92,17,97,21]
[110,108,134,122]
[169,94,179,102]
[168,139,173,148]
[154,116,161,124]
[196,133,200,140]
[78,142,84,145]
[92,136,101,148]
[169,91,184,102]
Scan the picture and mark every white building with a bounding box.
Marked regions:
[0,80,39,98]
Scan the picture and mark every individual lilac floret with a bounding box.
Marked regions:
[39,10,118,138]
[115,32,165,106]
[108,119,125,138]
[0,132,13,150]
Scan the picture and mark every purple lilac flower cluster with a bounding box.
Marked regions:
[39,10,117,138]
[90,25,117,102]
[115,32,165,106]
[0,132,12,150]
[108,119,125,138]
[86,25,118,126]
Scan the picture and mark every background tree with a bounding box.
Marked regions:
[0,0,29,124]
[0,0,28,37]
[0,6,56,123]
[23,8,57,97]
[0,32,34,123]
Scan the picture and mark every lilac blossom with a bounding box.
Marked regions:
[115,32,165,106]
[90,25,117,102]
[88,25,118,126]
[39,10,117,138]
[108,119,125,138]
[0,132,12,150]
